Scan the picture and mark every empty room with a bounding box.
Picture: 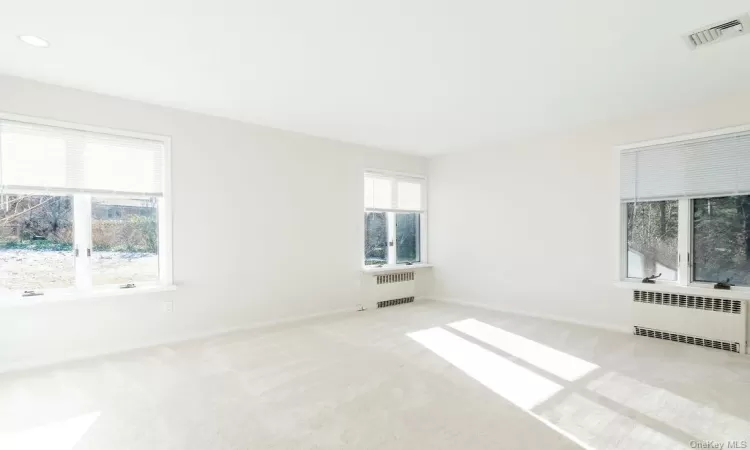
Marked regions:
[2,1,750,449]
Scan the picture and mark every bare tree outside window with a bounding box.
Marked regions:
[693,195,750,286]
[0,194,159,293]
[626,201,678,280]
[364,212,387,266]
[0,195,75,291]
[396,213,420,263]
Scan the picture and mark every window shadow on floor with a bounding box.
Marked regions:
[408,318,750,449]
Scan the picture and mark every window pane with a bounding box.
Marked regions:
[693,195,750,286]
[396,213,420,264]
[626,201,678,280]
[396,181,421,210]
[91,197,158,285]
[0,195,74,292]
[364,212,387,266]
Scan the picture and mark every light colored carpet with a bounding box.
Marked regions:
[1,300,749,449]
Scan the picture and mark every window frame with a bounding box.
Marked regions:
[364,170,427,267]
[620,195,750,292]
[688,195,750,291]
[620,199,681,285]
[395,211,422,264]
[0,112,173,299]
[617,123,750,293]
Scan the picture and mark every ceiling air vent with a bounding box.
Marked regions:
[684,14,750,49]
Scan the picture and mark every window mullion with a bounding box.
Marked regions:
[677,198,691,286]
[387,212,396,265]
[73,194,93,289]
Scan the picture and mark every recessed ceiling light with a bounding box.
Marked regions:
[18,35,50,48]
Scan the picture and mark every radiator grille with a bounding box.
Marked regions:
[633,290,742,314]
[633,326,739,353]
[377,296,414,308]
[376,272,414,285]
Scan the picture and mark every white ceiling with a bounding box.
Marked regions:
[1,1,750,156]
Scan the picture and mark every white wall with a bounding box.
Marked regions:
[0,75,427,373]
[429,91,750,332]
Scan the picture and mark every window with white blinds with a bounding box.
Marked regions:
[364,171,426,267]
[0,119,165,196]
[620,130,750,202]
[0,115,172,298]
[618,125,750,289]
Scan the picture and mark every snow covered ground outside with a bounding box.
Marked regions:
[0,249,158,293]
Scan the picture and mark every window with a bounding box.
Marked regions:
[0,115,171,298]
[364,212,387,266]
[693,195,750,286]
[626,200,678,280]
[91,197,159,286]
[0,195,75,291]
[619,126,750,287]
[364,172,425,266]
[396,213,420,264]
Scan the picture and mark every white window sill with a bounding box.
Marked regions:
[614,281,750,301]
[362,264,433,274]
[0,284,177,308]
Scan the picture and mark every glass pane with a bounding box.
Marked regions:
[364,212,387,266]
[626,201,678,280]
[91,197,158,286]
[0,194,74,293]
[693,195,750,286]
[396,213,420,264]
[364,176,392,209]
[397,181,421,211]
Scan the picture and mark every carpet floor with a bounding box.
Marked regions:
[1,300,749,449]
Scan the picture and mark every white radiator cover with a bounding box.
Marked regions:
[632,290,747,354]
[365,271,416,306]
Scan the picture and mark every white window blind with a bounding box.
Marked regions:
[364,175,392,210]
[620,130,750,202]
[364,172,424,212]
[0,119,165,196]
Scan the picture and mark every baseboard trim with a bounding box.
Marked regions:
[0,307,355,375]
[434,297,631,334]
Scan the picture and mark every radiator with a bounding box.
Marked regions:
[365,271,416,308]
[632,290,747,354]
